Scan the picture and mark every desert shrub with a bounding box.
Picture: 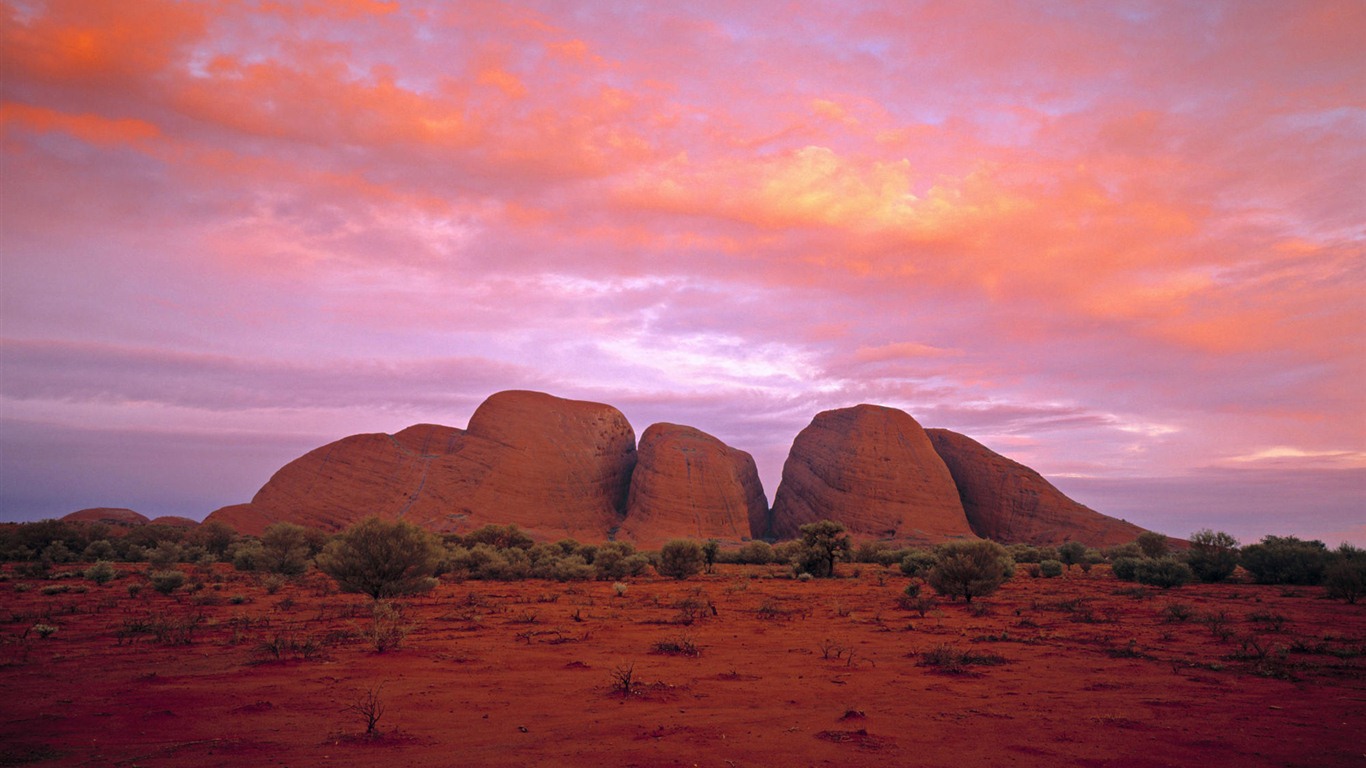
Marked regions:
[651,633,701,657]
[926,540,1014,603]
[1239,535,1329,585]
[82,539,117,562]
[701,540,720,573]
[460,524,535,551]
[315,517,442,599]
[592,541,650,581]
[852,542,902,566]
[793,520,851,578]
[770,540,805,566]
[536,554,595,582]
[147,541,184,569]
[916,643,1007,674]
[192,520,238,559]
[1186,529,1240,583]
[364,600,409,652]
[260,523,314,576]
[1325,546,1365,604]
[1057,541,1087,569]
[231,540,265,572]
[1038,559,1064,578]
[899,549,937,578]
[1110,557,1142,581]
[1134,557,1194,589]
[733,540,774,565]
[84,560,117,585]
[657,540,706,580]
[1136,531,1170,559]
[1104,542,1144,561]
[149,569,186,594]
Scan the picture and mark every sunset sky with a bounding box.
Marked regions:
[2,1,1362,545]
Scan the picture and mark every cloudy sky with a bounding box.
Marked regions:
[2,1,1362,545]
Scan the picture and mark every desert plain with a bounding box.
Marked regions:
[1,562,1362,767]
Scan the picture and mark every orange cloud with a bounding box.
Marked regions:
[0,102,160,146]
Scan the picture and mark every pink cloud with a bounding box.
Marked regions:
[0,1,1360,542]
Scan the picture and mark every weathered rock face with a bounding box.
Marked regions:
[204,391,637,541]
[767,405,975,543]
[619,423,768,549]
[926,428,1149,548]
[62,508,150,526]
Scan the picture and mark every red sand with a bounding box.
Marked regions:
[1,564,1361,767]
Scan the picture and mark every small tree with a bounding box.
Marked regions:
[656,539,706,580]
[926,540,1014,603]
[315,518,442,599]
[702,540,720,574]
[1057,541,1087,569]
[1186,529,1239,583]
[794,520,851,578]
[1239,535,1329,585]
[1325,545,1365,604]
[1135,531,1170,559]
[261,522,313,576]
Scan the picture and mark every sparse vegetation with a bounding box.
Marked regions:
[316,518,442,599]
[926,540,1014,603]
[656,540,706,580]
[1186,529,1240,583]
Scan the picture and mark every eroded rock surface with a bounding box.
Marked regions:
[926,428,1149,548]
[205,391,637,541]
[767,405,974,543]
[619,423,767,549]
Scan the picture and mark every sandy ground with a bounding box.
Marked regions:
[1,562,1361,767]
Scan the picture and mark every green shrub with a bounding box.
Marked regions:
[82,540,117,562]
[792,521,851,578]
[1325,547,1365,604]
[657,540,706,580]
[899,549,937,577]
[84,560,117,585]
[260,523,314,576]
[315,517,442,599]
[231,541,264,572]
[1058,541,1087,568]
[1038,559,1064,578]
[149,569,186,595]
[1104,542,1143,561]
[926,540,1014,603]
[1110,557,1142,581]
[460,524,534,551]
[1186,529,1239,583]
[1136,531,1170,559]
[1239,535,1329,585]
[733,540,774,565]
[592,542,649,581]
[1134,558,1194,589]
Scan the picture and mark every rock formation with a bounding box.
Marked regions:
[767,405,975,543]
[926,428,1149,548]
[62,508,149,526]
[204,391,637,541]
[618,423,768,549]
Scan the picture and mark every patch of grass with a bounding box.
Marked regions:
[914,643,1007,674]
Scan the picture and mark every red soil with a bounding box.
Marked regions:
[1,564,1361,767]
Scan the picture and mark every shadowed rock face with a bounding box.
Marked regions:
[204,391,637,540]
[926,428,1149,548]
[619,423,768,549]
[767,405,975,543]
[62,508,150,526]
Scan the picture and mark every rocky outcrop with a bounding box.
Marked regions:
[926,428,1149,548]
[204,391,637,541]
[619,423,767,549]
[767,405,975,543]
[62,508,149,526]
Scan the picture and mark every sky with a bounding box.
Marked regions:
[1,0,1363,546]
